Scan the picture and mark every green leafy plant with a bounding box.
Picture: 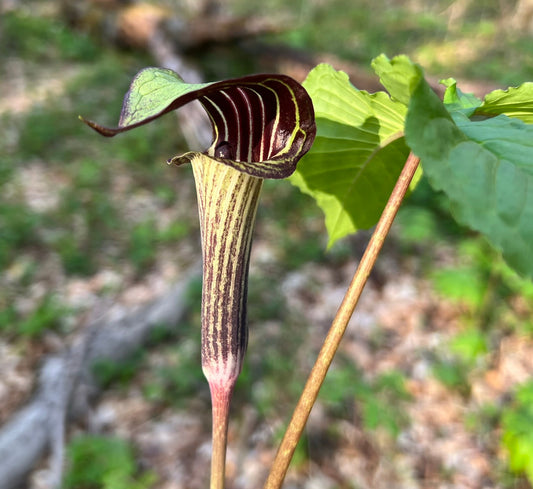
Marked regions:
[81,51,533,489]
[0,202,43,270]
[128,218,191,273]
[92,350,146,389]
[141,321,207,408]
[18,294,67,338]
[268,56,533,487]
[2,10,98,62]
[128,219,160,272]
[321,364,411,438]
[0,294,67,339]
[502,381,533,483]
[294,56,533,276]
[63,434,156,489]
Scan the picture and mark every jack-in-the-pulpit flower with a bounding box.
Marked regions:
[81,67,316,488]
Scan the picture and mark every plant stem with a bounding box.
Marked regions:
[210,382,234,489]
[263,152,420,489]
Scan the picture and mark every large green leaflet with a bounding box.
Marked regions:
[440,78,482,117]
[439,77,533,123]
[400,62,533,279]
[371,54,423,106]
[475,83,533,123]
[290,63,409,247]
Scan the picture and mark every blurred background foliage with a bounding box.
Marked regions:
[2,0,533,488]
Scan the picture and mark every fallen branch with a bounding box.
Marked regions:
[0,266,199,489]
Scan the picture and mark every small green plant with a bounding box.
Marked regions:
[0,294,66,339]
[128,220,159,272]
[128,219,190,273]
[432,358,471,396]
[18,294,67,338]
[432,328,488,396]
[63,434,157,489]
[321,364,411,438]
[2,10,98,62]
[431,266,487,308]
[359,371,412,437]
[0,305,18,336]
[92,350,146,389]
[501,381,533,483]
[0,202,43,270]
[465,402,500,439]
[450,328,488,365]
[142,336,206,408]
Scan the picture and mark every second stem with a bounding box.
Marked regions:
[264,151,421,489]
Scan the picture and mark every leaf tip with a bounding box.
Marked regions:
[79,114,119,137]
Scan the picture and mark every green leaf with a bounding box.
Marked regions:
[120,69,212,129]
[64,435,156,489]
[371,54,423,106]
[441,78,482,117]
[80,68,212,135]
[406,74,533,279]
[290,63,409,247]
[431,266,486,308]
[502,381,533,483]
[450,328,488,364]
[475,83,533,123]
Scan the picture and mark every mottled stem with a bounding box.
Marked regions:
[190,154,263,489]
